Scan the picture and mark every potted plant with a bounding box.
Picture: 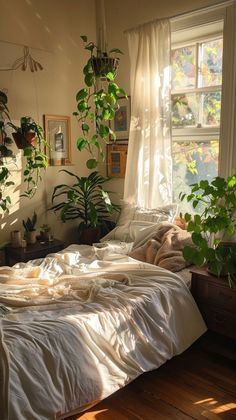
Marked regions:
[51,170,120,245]
[179,173,236,286]
[40,224,52,241]
[0,91,15,214]
[23,212,37,244]
[73,35,127,169]
[8,116,49,198]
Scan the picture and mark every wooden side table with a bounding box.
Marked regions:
[6,239,65,266]
[191,267,236,340]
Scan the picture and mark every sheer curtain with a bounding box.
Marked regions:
[124,19,172,208]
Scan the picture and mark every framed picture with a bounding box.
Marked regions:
[107,143,128,178]
[110,96,131,140]
[43,115,72,166]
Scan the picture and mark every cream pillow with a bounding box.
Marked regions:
[100,202,177,246]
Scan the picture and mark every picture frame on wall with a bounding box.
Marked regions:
[110,96,131,140]
[43,114,72,166]
[107,143,128,178]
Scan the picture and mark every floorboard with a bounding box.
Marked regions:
[66,332,236,420]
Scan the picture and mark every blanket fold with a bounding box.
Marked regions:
[129,223,193,272]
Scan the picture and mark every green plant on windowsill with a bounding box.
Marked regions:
[0,90,15,214]
[179,173,236,287]
[73,35,127,169]
[51,170,120,244]
[8,116,49,199]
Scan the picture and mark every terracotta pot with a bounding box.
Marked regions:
[12,132,36,149]
[26,230,37,245]
[78,227,100,245]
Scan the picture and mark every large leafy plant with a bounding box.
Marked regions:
[51,170,120,235]
[73,35,127,169]
[180,174,236,285]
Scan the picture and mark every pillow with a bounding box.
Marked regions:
[100,202,177,247]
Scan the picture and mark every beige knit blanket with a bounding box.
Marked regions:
[129,223,193,272]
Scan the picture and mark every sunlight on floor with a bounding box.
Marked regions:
[194,398,236,414]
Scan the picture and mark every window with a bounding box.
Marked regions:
[171,34,223,213]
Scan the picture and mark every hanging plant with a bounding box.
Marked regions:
[0,91,15,214]
[8,116,49,198]
[73,35,127,169]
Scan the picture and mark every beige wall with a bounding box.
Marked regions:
[0,0,96,244]
[102,0,226,200]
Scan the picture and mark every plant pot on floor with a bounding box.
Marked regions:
[78,227,100,245]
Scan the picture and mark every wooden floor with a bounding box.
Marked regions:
[68,332,236,420]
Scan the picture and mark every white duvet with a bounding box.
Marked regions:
[0,244,206,420]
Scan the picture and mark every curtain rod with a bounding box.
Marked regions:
[0,39,52,54]
[124,0,233,34]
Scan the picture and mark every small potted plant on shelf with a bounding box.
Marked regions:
[73,35,127,169]
[179,173,236,286]
[40,224,52,241]
[8,116,49,198]
[23,212,37,245]
[51,170,120,245]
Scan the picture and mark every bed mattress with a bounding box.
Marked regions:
[0,244,206,419]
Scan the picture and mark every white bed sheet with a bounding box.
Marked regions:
[0,244,206,419]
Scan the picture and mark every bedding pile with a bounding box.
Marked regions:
[129,222,193,272]
[0,244,206,419]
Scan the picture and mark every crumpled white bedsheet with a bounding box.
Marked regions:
[0,244,206,419]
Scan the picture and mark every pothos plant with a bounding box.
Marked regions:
[0,91,15,213]
[8,116,49,199]
[179,174,236,286]
[73,35,127,169]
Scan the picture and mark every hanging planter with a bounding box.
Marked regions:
[12,131,36,149]
[91,56,120,78]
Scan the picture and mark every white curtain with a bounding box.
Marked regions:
[124,19,172,208]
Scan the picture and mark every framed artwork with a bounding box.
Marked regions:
[110,96,131,140]
[107,143,128,178]
[43,115,72,166]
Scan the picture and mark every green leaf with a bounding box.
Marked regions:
[80,35,88,42]
[86,159,98,169]
[85,73,94,87]
[82,123,89,132]
[77,137,87,151]
[106,72,115,81]
[76,88,88,101]
[109,48,123,55]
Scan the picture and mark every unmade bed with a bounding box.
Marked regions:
[0,244,206,419]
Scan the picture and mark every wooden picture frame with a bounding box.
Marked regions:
[107,143,128,178]
[43,114,72,166]
[110,96,131,140]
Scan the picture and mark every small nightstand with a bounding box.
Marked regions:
[191,268,236,340]
[6,239,65,266]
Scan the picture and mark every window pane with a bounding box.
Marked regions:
[172,140,219,213]
[199,39,223,87]
[202,91,221,126]
[171,46,196,90]
[172,94,199,127]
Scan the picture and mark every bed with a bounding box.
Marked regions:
[0,240,206,420]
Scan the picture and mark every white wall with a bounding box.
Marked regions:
[0,0,96,244]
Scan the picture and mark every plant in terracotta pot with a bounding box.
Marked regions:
[51,171,120,245]
[73,35,127,169]
[8,116,49,198]
[23,212,37,245]
[0,91,15,214]
[40,224,52,241]
[179,173,236,286]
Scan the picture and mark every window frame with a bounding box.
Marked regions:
[171,33,223,139]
